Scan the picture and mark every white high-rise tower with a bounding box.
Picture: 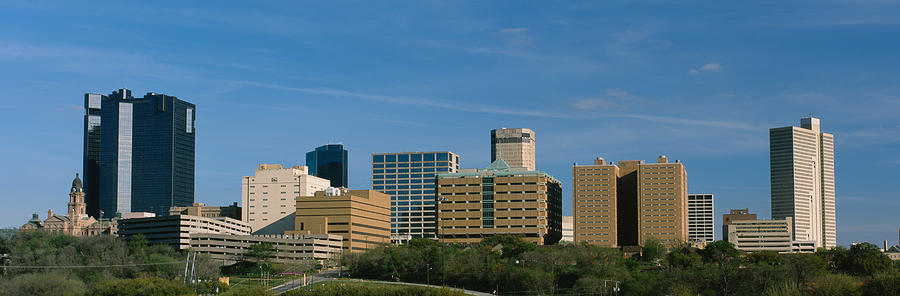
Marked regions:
[769,117,836,249]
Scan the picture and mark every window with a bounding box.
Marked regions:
[186,108,194,133]
[386,155,397,162]
[398,154,409,162]
[437,153,449,161]
[411,154,422,161]
[373,155,384,163]
[424,153,435,161]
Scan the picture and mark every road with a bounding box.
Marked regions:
[271,269,493,296]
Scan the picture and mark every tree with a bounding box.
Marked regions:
[640,238,666,263]
[666,246,702,269]
[806,274,861,296]
[783,253,826,287]
[746,251,783,266]
[0,272,86,296]
[864,272,900,296]
[841,242,893,276]
[479,234,537,258]
[89,277,195,296]
[246,242,276,264]
[701,240,740,264]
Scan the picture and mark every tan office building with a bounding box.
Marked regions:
[770,117,836,249]
[722,208,757,238]
[572,157,618,247]
[573,155,688,247]
[436,159,563,245]
[286,188,390,252]
[491,128,536,171]
[242,164,330,234]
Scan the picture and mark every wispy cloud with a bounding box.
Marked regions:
[494,27,534,47]
[572,99,618,110]
[231,80,763,131]
[689,63,723,75]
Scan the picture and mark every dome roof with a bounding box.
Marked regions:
[72,173,83,192]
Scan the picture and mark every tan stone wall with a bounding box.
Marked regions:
[288,189,390,252]
[573,162,618,247]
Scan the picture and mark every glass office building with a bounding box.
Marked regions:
[306,144,349,188]
[84,89,196,218]
[371,151,460,243]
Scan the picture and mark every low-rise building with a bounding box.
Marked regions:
[189,233,343,265]
[170,202,241,220]
[436,159,563,246]
[725,216,815,253]
[286,188,391,252]
[118,214,251,249]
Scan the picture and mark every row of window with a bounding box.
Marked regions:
[248,191,297,195]
[374,184,435,190]
[382,190,436,195]
[373,163,451,172]
[374,177,436,185]
[373,171,446,179]
[391,201,436,206]
[374,153,453,163]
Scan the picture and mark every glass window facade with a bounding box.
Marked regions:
[306,144,348,188]
[372,151,460,243]
[86,89,196,218]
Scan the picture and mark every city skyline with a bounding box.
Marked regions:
[1,1,899,247]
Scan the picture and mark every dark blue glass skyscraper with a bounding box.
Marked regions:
[306,144,348,188]
[83,89,196,218]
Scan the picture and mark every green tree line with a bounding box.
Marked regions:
[345,235,900,296]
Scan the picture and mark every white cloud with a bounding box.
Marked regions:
[605,89,635,100]
[689,63,723,75]
[497,27,528,34]
[231,79,764,131]
[572,99,618,110]
[494,27,534,47]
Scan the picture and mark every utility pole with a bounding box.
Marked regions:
[183,252,191,284]
[189,252,197,284]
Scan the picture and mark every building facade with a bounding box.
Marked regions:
[372,151,460,243]
[573,156,688,247]
[306,144,349,188]
[572,157,618,247]
[21,174,117,236]
[491,128,536,171]
[722,208,757,238]
[189,233,343,265]
[436,159,563,245]
[687,194,714,244]
[241,164,330,234]
[286,188,391,252]
[561,216,574,243]
[118,214,251,249]
[84,89,196,218]
[725,217,815,253]
[169,202,241,220]
[770,117,836,249]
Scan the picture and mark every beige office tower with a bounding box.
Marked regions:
[436,159,563,245]
[491,128,536,171]
[573,156,688,247]
[287,188,391,252]
[241,164,330,234]
[770,117,836,249]
[572,157,618,247]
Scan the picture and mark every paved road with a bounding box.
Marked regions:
[271,269,492,296]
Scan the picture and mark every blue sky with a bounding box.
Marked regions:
[1,1,898,246]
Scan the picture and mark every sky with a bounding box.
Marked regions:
[0,1,898,247]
